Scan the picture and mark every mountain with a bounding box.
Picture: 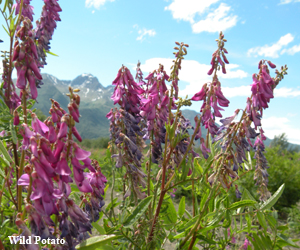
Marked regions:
[34,73,114,138]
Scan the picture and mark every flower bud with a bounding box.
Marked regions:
[267,60,276,69]
[13,110,20,125]
[207,66,214,75]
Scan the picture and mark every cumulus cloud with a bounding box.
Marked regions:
[165,0,219,22]
[192,4,238,33]
[279,0,300,4]
[262,116,300,144]
[165,0,237,33]
[133,25,156,41]
[247,33,294,58]
[281,44,300,55]
[274,87,300,97]
[137,58,248,96]
[85,0,115,9]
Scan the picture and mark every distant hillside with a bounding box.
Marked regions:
[34,73,114,138]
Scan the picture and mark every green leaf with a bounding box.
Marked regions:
[0,139,12,163]
[2,24,9,36]
[173,231,186,239]
[266,214,277,230]
[0,155,10,167]
[91,222,106,235]
[277,233,300,248]
[196,234,217,245]
[3,0,8,13]
[162,195,177,225]
[177,214,200,233]
[259,184,285,211]
[45,50,59,57]
[252,233,265,250]
[70,183,80,192]
[122,196,152,228]
[10,120,17,144]
[207,209,225,226]
[257,211,268,232]
[178,196,185,218]
[194,158,203,174]
[228,200,257,210]
[75,235,122,250]
[9,15,14,34]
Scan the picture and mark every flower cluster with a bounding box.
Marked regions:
[1,53,22,110]
[191,32,230,157]
[14,0,34,22]
[13,17,41,100]
[35,0,62,68]
[211,60,279,200]
[111,65,144,115]
[107,107,147,199]
[141,64,170,164]
[16,88,107,248]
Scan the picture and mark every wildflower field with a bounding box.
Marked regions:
[0,1,300,250]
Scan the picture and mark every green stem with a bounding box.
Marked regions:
[111,166,116,220]
[192,180,195,217]
[17,90,27,213]
[147,131,153,219]
[0,168,12,205]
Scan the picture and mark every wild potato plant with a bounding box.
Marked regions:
[0,0,297,250]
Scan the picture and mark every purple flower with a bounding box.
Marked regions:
[200,138,210,159]
[74,143,91,160]
[242,238,251,249]
[191,84,207,101]
[55,153,72,176]
[14,0,34,22]
[40,137,56,163]
[57,117,68,139]
[31,113,49,135]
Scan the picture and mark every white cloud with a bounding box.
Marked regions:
[247,33,294,58]
[137,58,248,97]
[221,64,248,79]
[192,4,238,33]
[165,0,219,23]
[221,85,250,98]
[274,87,300,97]
[85,0,114,9]
[281,44,300,55]
[279,0,300,4]
[165,0,237,33]
[137,29,156,41]
[133,25,156,41]
[262,116,300,144]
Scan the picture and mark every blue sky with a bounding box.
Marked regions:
[1,0,300,144]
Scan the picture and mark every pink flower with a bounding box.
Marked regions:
[74,143,91,160]
[191,84,207,101]
[242,238,251,249]
[31,113,49,135]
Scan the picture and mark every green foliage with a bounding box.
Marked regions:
[266,148,300,211]
[229,146,300,213]
[80,137,110,149]
[288,202,300,234]
[35,108,47,121]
